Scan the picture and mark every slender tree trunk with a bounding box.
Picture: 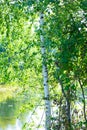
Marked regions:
[66,98,71,129]
[58,77,71,129]
[55,62,71,129]
[40,12,51,130]
[78,79,87,122]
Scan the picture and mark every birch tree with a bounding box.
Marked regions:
[39,11,51,130]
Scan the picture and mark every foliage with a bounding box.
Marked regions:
[0,0,87,130]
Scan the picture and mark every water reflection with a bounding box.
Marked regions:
[0,98,23,130]
[0,91,44,130]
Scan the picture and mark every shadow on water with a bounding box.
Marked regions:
[0,96,28,130]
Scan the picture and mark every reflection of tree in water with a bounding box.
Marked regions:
[0,98,17,117]
[0,93,30,129]
[0,98,19,129]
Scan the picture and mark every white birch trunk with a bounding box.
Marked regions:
[40,12,51,130]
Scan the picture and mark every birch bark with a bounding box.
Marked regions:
[40,12,51,130]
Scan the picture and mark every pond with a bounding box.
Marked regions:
[0,97,28,130]
[0,88,45,130]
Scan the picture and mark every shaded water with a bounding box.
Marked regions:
[0,97,28,130]
[0,87,45,130]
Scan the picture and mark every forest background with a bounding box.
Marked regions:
[0,0,87,130]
